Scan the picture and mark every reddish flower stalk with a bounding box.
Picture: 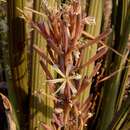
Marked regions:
[22,0,111,129]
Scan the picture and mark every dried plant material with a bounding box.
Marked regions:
[40,122,52,130]
[40,58,53,80]
[33,44,53,65]
[75,47,108,70]
[54,108,63,114]
[79,29,112,50]
[46,64,81,95]
[103,0,112,30]
[90,63,102,77]
[63,24,69,53]
[0,93,16,130]
[47,38,64,55]
[82,30,130,62]
[0,93,12,112]
[85,16,96,25]
[52,64,65,78]
[47,46,58,64]
[33,89,57,101]
[54,81,66,94]
[24,7,47,18]
[22,0,109,129]
[75,76,90,98]
[73,49,80,61]
[98,64,130,83]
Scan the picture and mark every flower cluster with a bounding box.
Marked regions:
[22,0,110,129]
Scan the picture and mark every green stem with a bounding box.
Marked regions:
[80,0,103,102]
[97,2,130,130]
[7,0,29,129]
[29,1,57,129]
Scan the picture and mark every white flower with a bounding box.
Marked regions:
[45,64,82,95]
[84,16,96,25]
[73,50,80,61]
